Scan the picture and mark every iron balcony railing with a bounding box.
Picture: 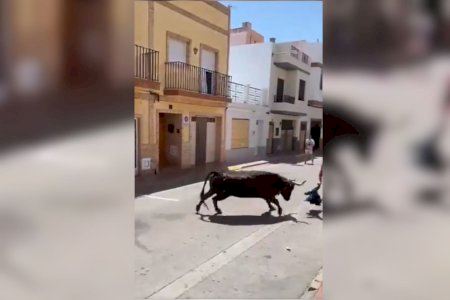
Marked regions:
[135,44,159,81]
[229,82,263,105]
[165,61,230,98]
[274,94,295,104]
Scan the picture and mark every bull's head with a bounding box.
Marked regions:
[280,179,307,201]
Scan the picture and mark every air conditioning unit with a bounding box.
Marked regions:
[141,158,152,170]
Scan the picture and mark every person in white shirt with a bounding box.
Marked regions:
[305,136,315,165]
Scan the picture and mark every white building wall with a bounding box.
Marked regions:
[206,122,216,163]
[226,104,269,149]
[305,42,323,102]
[229,43,273,105]
[225,102,269,162]
[228,40,323,157]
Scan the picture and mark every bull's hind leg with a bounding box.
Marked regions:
[265,199,276,212]
[212,193,228,215]
[196,189,215,213]
[271,198,283,216]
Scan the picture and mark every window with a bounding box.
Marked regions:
[301,53,309,64]
[168,37,188,63]
[298,79,306,100]
[231,119,250,149]
[290,45,299,59]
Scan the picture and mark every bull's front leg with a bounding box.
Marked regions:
[271,198,283,216]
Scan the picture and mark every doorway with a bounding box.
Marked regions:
[276,78,284,102]
[256,120,264,155]
[135,118,139,175]
[267,122,274,154]
[310,120,322,151]
[201,48,217,95]
[159,113,182,168]
[195,117,208,165]
[281,120,294,152]
[299,121,307,153]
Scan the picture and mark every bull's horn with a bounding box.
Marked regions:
[293,180,307,186]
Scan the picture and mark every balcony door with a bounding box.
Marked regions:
[276,78,284,102]
[201,48,216,95]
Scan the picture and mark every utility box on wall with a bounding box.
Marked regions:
[141,158,152,170]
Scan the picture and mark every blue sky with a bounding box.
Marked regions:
[220,1,322,43]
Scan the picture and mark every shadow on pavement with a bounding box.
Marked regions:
[198,211,309,226]
[306,209,323,221]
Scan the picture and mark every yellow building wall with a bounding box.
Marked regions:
[153,1,229,89]
[134,1,230,171]
[172,2,229,30]
[134,1,149,48]
[135,90,227,170]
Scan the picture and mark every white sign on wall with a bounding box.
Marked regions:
[182,115,190,126]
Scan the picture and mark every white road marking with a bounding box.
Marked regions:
[148,221,286,299]
[144,195,179,202]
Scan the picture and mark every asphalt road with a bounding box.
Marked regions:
[135,158,323,299]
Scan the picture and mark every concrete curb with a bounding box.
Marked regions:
[299,268,323,300]
[227,160,269,171]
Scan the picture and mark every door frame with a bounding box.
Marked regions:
[135,118,139,176]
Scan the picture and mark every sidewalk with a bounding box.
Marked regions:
[135,153,319,197]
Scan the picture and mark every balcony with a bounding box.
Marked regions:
[229,82,263,105]
[135,45,160,89]
[165,61,230,100]
[273,45,311,74]
[308,100,323,108]
[274,94,295,104]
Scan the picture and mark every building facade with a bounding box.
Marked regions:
[229,37,323,155]
[134,1,231,174]
[230,22,264,46]
[225,82,270,163]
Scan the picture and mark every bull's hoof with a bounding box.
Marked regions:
[215,209,222,215]
[195,204,201,214]
[278,210,283,216]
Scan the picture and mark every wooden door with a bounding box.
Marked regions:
[267,122,274,154]
[299,121,307,153]
[195,117,207,165]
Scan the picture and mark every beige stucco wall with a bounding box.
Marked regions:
[134,1,230,171]
[153,2,229,85]
[135,89,227,170]
[134,1,150,48]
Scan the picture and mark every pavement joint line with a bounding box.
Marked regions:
[147,215,299,299]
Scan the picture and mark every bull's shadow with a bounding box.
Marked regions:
[198,211,308,226]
